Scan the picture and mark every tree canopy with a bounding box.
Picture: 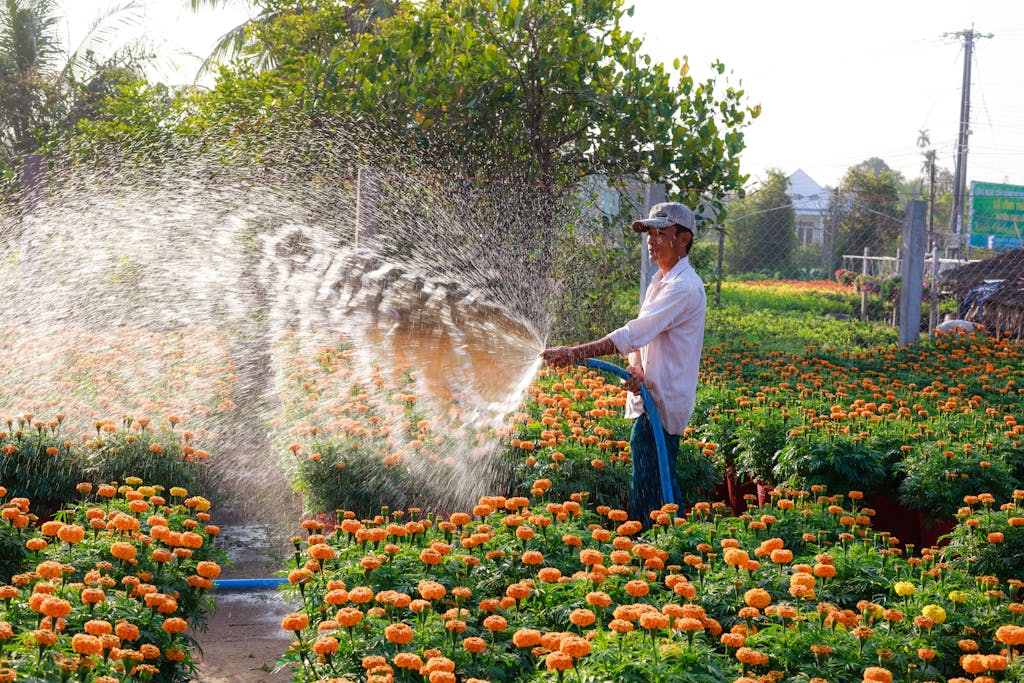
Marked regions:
[724,168,795,275]
[832,158,905,264]
[198,0,758,213]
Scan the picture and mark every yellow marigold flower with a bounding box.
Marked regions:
[893,581,915,597]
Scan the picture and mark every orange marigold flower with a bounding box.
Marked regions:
[462,636,487,654]
[521,550,544,565]
[512,628,541,648]
[724,548,750,567]
[40,597,71,619]
[546,651,573,671]
[114,621,140,641]
[84,619,112,636]
[609,618,633,633]
[537,567,562,583]
[559,634,591,658]
[57,525,85,544]
[336,608,363,627]
[281,613,309,632]
[483,615,508,632]
[736,647,769,666]
[744,588,771,609]
[162,617,188,634]
[384,622,414,644]
[418,580,446,601]
[862,666,894,682]
[569,608,596,627]
[71,633,103,656]
[624,580,649,597]
[109,542,137,562]
[196,561,221,579]
[983,654,1008,671]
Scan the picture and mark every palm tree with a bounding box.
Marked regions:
[0,0,145,172]
[917,128,938,247]
[186,0,399,76]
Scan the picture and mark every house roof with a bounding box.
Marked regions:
[787,169,831,216]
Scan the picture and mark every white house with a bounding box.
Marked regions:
[786,169,831,246]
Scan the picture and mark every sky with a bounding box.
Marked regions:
[63,1,1024,191]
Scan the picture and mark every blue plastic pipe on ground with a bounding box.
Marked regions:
[213,578,288,590]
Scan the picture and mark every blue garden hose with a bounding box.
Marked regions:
[213,577,287,590]
[579,358,675,508]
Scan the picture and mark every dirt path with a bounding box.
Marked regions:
[193,589,297,682]
[191,522,300,682]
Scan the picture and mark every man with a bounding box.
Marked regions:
[541,202,706,527]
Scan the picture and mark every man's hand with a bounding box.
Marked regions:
[621,364,644,393]
[541,346,577,368]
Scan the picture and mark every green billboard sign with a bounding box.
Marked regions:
[969,181,1024,250]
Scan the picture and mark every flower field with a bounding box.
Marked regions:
[0,479,226,682]
[273,281,1024,683]
[276,485,1024,683]
[3,279,1024,682]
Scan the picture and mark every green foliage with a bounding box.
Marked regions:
[773,435,897,496]
[830,159,905,271]
[0,429,85,509]
[69,76,196,164]
[716,282,857,316]
[897,443,1018,521]
[733,409,789,485]
[0,0,151,192]
[704,305,896,355]
[724,168,796,275]
[86,430,205,496]
[548,237,639,345]
[0,423,208,513]
[675,442,719,509]
[945,499,1024,581]
[293,437,413,519]
[213,0,757,202]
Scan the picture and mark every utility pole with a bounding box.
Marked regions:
[945,26,992,258]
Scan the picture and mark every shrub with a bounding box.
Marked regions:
[898,443,1019,521]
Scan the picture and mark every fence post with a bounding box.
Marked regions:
[928,245,940,333]
[859,246,870,321]
[898,200,928,346]
[639,184,666,304]
[715,227,724,307]
[891,248,902,327]
[354,167,379,247]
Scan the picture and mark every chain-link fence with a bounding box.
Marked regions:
[564,180,1024,344]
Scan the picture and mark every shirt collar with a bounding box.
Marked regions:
[653,255,691,284]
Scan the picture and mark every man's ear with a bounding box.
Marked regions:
[679,230,693,254]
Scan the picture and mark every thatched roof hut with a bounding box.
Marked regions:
[943,249,1024,338]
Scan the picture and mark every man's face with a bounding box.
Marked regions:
[646,225,691,267]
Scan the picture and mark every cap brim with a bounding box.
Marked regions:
[631,218,674,233]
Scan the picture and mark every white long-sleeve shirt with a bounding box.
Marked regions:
[607,256,706,434]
